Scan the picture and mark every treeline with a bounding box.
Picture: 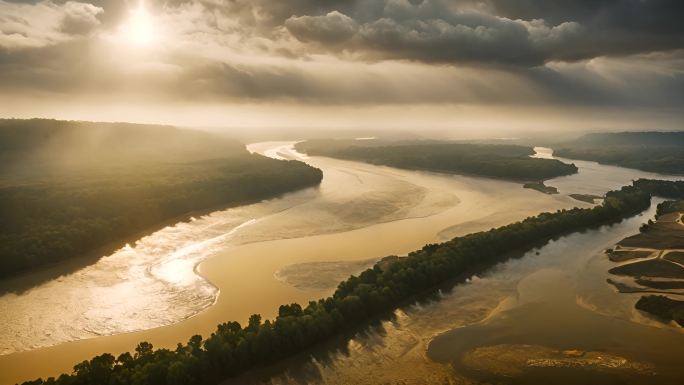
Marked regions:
[0,156,322,278]
[19,182,660,385]
[656,200,684,217]
[555,132,684,175]
[295,140,577,181]
[0,120,323,278]
[636,179,684,232]
[634,179,684,198]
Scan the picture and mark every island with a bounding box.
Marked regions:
[569,194,603,204]
[20,180,672,385]
[635,296,684,326]
[554,132,684,175]
[295,139,578,182]
[605,180,684,326]
[0,119,323,279]
[523,181,559,194]
[458,344,653,379]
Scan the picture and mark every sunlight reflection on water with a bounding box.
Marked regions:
[1,143,678,358]
[0,142,456,355]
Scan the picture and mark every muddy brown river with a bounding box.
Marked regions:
[0,143,680,384]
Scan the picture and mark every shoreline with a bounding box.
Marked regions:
[0,178,322,295]
[0,144,580,384]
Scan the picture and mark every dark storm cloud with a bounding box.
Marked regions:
[285,9,581,66]
[280,0,684,66]
[4,0,682,65]
[0,0,682,112]
[478,0,684,57]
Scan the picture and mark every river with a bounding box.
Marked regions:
[0,143,679,384]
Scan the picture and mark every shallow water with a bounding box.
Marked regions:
[0,143,678,384]
[0,142,456,357]
[244,198,684,385]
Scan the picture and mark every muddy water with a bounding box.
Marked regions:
[0,142,577,384]
[244,198,684,385]
[236,149,684,385]
[0,143,675,384]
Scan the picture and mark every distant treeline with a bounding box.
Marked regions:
[295,140,577,181]
[634,179,684,198]
[0,119,323,278]
[22,180,674,385]
[555,132,684,175]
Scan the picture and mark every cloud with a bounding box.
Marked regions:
[283,8,586,66]
[0,0,103,48]
[60,1,104,35]
[468,0,684,58]
[281,0,683,66]
[285,11,357,44]
[0,0,682,127]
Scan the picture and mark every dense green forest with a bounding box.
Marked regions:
[295,139,577,181]
[554,132,684,175]
[0,119,323,278]
[21,180,678,385]
[634,179,684,198]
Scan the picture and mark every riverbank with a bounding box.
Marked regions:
[14,179,656,385]
[606,198,684,327]
[2,143,676,385]
[0,120,324,281]
[0,143,579,384]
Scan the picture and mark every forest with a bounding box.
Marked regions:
[554,132,684,175]
[295,139,578,181]
[634,179,684,198]
[0,120,323,278]
[20,180,679,385]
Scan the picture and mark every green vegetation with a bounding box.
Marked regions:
[19,182,658,385]
[607,186,684,327]
[617,185,684,249]
[523,181,558,194]
[656,200,684,217]
[555,132,684,175]
[569,194,602,204]
[0,119,323,279]
[634,179,684,199]
[635,295,684,326]
[296,139,578,181]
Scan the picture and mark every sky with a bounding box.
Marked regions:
[0,0,683,134]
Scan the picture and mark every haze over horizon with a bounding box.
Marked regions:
[1,0,683,133]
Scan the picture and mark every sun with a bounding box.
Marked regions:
[119,1,158,47]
